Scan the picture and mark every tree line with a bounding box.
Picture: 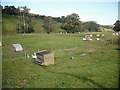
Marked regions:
[2,5,120,34]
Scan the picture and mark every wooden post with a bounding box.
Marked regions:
[25,50,27,58]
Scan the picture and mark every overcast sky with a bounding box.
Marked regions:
[1,0,119,25]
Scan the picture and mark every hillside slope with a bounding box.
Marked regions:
[2,15,64,34]
[2,15,21,34]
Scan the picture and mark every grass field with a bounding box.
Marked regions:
[2,32,119,88]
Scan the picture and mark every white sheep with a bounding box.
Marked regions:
[85,35,89,38]
[96,38,100,40]
[113,33,115,35]
[116,33,118,35]
[90,34,93,37]
[96,34,100,37]
[102,34,104,36]
[89,38,93,41]
[83,38,86,41]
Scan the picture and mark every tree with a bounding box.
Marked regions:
[17,6,35,33]
[61,13,82,33]
[61,16,65,23]
[43,16,55,34]
[113,20,120,32]
[83,21,100,32]
[2,5,19,15]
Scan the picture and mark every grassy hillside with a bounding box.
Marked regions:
[2,15,21,34]
[2,15,64,34]
[32,18,46,33]
[2,32,119,88]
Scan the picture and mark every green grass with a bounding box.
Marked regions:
[2,32,119,88]
[32,18,46,33]
[2,15,20,34]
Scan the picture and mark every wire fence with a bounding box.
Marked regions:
[2,51,27,59]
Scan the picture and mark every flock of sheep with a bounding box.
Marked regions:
[83,32,119,41]
[82,34,104,41]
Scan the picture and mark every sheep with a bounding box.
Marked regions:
[89,38,93,41]
[85,35,89,38]
[116,33,118,35]
[96,34,100,37]
[83,38,86,41]
[113,33,115,35]
[102,34,104,36]
[96,38,100,40]
[90,34,93,37]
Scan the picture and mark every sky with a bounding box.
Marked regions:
[1,0,119,25]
